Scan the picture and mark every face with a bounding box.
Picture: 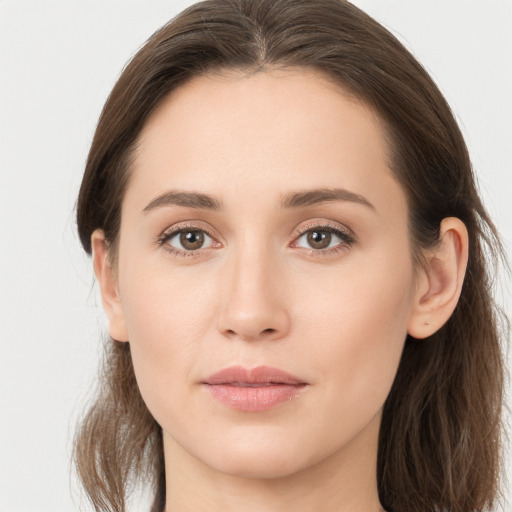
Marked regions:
[111,68,421,479]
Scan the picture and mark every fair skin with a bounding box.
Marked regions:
[92,68,468,512]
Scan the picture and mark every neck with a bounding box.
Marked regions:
[163,412,384,512]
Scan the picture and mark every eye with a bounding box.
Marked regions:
[160,228,216,254]
[293,225,355,252]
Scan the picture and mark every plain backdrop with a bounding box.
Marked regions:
[0,1,510,511]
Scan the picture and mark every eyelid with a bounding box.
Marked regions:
[155,219,355,258]
[158,221,217,241]
[292,219,356,242]
[290,219,356,253]
[156,221,221,256]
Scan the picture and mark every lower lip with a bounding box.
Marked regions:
[204,383,307,411]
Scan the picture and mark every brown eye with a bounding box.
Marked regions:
[180,231,205,250]
[163,229,214,252]
[294,225,355,252]
[306,230,332,249]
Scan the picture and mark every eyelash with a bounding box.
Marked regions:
[157,223,218,258]
[156,222,356,259]
[292,223,356,256]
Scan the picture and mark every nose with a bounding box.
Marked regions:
[217,244,290,342]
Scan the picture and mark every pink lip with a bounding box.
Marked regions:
[202,365,308,411]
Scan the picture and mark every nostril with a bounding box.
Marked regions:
[261,328,276,335]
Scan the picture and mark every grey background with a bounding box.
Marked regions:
[1,1,510,510]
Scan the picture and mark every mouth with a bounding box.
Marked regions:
[202,365,309,411]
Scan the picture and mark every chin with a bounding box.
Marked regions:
[195,429,324,480]
[209,450,308,480]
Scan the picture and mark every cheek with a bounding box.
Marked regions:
[125,276,213,348]
[297,250,415,412]
[118,262,219,418]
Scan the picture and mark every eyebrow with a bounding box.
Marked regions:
[142,187,375,213]
[142,190,223,213]
[281,188,375,210]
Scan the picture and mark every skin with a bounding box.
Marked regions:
[92,68,468,512]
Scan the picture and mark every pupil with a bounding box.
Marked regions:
[307,230,331,249]
[180,231,204,250]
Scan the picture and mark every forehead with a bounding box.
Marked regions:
[126,67,404,218]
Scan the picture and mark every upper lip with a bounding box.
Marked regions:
[203,365,307,386]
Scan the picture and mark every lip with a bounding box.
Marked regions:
[202,365,309,411]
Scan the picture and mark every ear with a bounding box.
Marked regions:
[91,229,129,342]
[408,217,469,339]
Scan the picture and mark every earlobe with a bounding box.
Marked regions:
[408,218,469,339]
[91,230,129,342]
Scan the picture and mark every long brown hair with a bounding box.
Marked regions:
[74,1,508,511]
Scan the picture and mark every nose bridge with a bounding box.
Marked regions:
[218,234,289,341]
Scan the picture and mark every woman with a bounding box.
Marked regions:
[74,0,508,511]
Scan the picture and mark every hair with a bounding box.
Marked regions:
[74,1,508,511]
